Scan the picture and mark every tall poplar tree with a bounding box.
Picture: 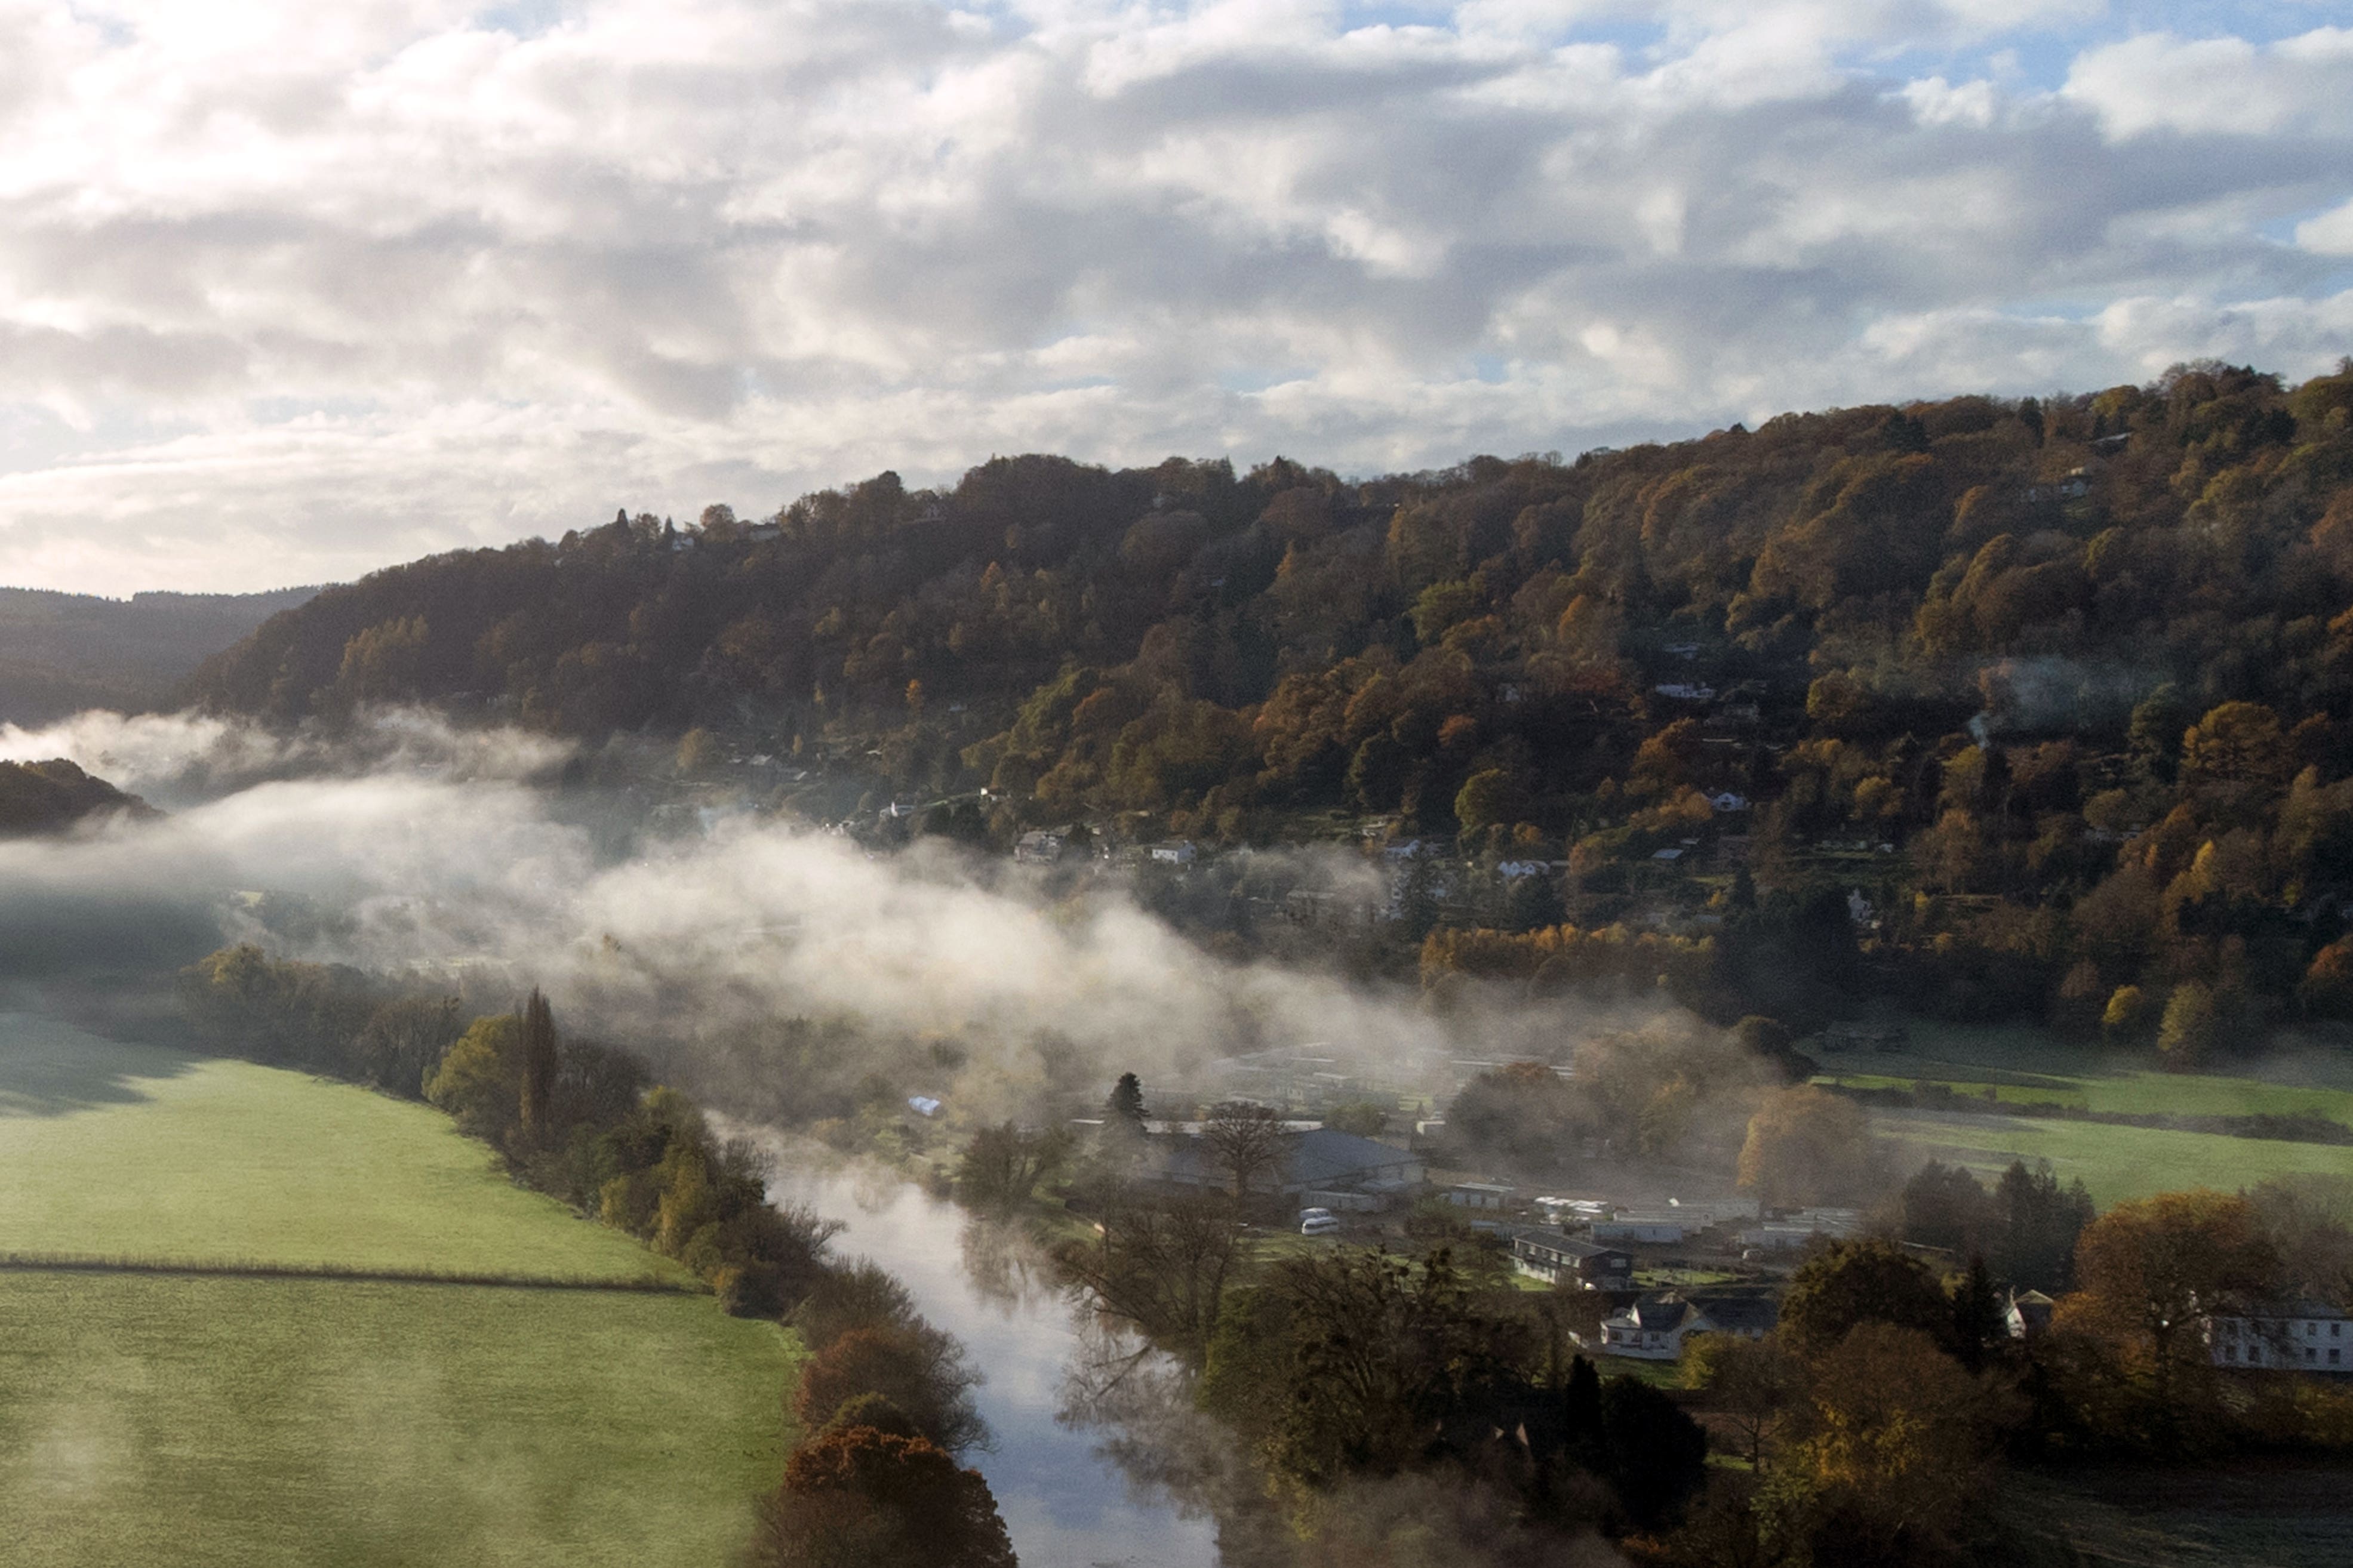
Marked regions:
[519,987,559,1139]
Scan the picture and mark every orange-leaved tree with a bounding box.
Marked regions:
[2056,1188,2278,1450]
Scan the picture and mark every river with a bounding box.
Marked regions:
[754,1153,1226,1568]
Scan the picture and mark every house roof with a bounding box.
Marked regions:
[1289,1128,1422,1187]
[1691,1295,1779,1334]
[1610,1296,1696,1332]
[2231,1301,2353,1321]
[1507,1228,1625,1259]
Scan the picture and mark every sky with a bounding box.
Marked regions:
[0,1,2346,594]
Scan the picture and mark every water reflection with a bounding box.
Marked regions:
[749,1141,1223,1568]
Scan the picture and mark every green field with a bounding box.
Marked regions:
[1814,1019,2353,1205]
[0,1011,796,1565]
[1871,1105,2353,1206]
[0,1273,793,1568]
[0,1012,674,1277]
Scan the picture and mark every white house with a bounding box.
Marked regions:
[2207,1302,2353,1371]
[2004,1290,2056,1340]
[1710,791,1750,814]
[1600,1293,1778,1360]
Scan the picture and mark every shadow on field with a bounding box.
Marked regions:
[0,1009,201,1118]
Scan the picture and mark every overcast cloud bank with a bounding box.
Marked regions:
[0,0,2346,591]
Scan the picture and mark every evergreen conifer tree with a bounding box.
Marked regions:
[519,987,559,1139]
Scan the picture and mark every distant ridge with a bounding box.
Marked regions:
[0,583,321,725]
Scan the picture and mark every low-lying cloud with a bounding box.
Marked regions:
[0,708,1586,1098]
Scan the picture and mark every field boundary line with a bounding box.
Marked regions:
[0,1251,702,1293]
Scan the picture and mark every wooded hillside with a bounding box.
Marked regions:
[183,361,2353,1038]
[0,585,317,723]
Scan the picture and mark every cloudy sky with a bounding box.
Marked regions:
[0,0,2346,593]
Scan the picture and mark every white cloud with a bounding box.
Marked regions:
[2063,26,2353,140]
[2299,196,2353,257]
[0,1,2342,593]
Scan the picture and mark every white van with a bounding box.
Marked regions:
[1299,1207,1341,1237]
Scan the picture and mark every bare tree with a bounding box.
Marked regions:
[1202,1101,1287,1200]
[1057,1191,1244,1356]
[957,1122,1074,1212]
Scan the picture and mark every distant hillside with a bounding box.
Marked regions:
[0,585,320,725]
[175,361,2353,1044]
[0,758,149,834]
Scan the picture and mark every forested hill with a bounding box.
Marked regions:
[0,758,149,834]
[180,360,2353,1037]
[191,362,2351,806]
[0,585,320,725]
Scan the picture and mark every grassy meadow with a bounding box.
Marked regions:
[1813,1019,2353,1205]
[0,1011,797,1566]
[0,1012,675,1277]
[0,1273,794,1568]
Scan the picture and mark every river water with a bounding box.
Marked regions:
[756,1155,1225,1568]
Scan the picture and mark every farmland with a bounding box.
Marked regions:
[0,1011,796,1566]
[1814,1019,2353,1205]
[0,1012,675,1277]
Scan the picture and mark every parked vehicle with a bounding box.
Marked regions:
[1299,1207,1341,1237]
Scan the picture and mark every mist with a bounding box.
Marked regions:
[0,707,1644,1114]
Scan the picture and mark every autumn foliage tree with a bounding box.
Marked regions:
[1777,1239,1954,1358]
[750,1418,1016,1568]
[1736,1086,1873,1208]
[1761,1324,2011,1567]
[2056,1188,2281,1449]
[1444,1061,1583,1167]
[792,1325,988,1457]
